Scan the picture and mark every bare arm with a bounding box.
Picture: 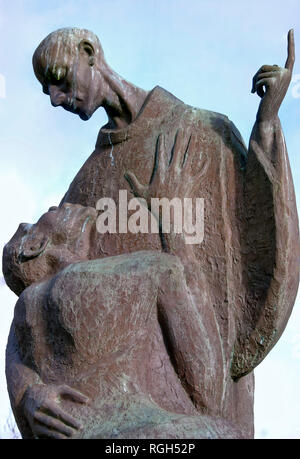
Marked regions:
[231,30,299,378]
[6,321,42,438]
[6,298,88,439]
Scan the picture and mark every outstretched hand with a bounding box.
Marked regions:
[22,383,89,439]
[252,29,295,122]
[125,128,205,208]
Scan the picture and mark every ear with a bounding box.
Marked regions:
[19,235,49,261]
[78,40,95,66]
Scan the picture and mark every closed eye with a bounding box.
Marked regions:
[45,67,67,86]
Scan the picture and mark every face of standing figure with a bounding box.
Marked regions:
[32,28,108,120]
[2,203,97,296]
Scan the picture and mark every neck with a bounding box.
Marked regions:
[100,65,149,130]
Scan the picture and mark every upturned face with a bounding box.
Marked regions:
[35,41,100,120]
[2,203,97,296]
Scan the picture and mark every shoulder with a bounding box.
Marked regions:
[15,281,50,317]
[48,259,115,306]
[178,103,248,167]
[181,103,232,132]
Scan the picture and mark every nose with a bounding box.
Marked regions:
[48,84,67,107]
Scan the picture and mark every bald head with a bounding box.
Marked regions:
[32,27,149,128]
[33,27,105,87]
[32,27,111,120]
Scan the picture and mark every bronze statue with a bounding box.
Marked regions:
[3,27,299,439]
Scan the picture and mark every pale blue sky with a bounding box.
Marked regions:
[0,0,299,438]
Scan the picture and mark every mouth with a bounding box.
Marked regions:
[62,102,90,120]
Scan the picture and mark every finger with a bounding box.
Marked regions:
[59,385,89,404]
[252,80,265,98]
[252,71,260,93]
[170,129,185,168]
[256,71,280,80]
[34,424,69,440]
[252,66,279,93]
[157,133,165,154]
[183,134,196,169]
[34,411,76,437]
[45,401,82,430]
[124,171,146,197]
[259,65,280,72]
[155,133,167,182]
[157,133,167,165]
[253,75,276,96]
[285,29,295,71]
[255,79,269,98]
[255,78,272,88]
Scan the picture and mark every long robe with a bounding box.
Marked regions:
[60,85,299,433]
[6,86,298,438]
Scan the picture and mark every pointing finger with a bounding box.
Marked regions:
[285,29,295,71]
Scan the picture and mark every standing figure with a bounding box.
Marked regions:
[3,28,299,438]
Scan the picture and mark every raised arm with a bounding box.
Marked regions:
[231,30,299,379]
